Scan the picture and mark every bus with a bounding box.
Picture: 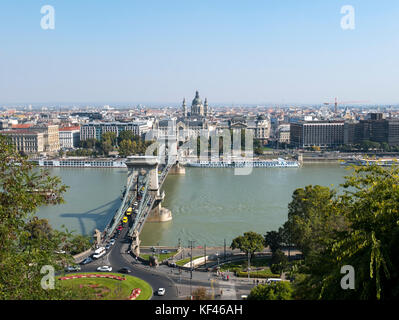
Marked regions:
[93,247,106,259]
[266,278,282,284]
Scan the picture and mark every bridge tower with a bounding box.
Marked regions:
[125,156,172,255]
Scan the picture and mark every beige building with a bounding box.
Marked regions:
[12,124,60,153]
[0,130,44,153]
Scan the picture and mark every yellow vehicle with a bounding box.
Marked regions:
[122,216,128,223]
[126,207,132,215]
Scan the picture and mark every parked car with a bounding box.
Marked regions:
[65,265,81,272]
[157,288,165,296]
[109,239,116,245]
[80,257,93,265]
[105,244,111,250]
[97,266,112,272]
[118,267,131,274]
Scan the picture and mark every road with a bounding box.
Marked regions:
[79,221,179,300]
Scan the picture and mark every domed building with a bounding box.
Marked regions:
[182,91,208,118]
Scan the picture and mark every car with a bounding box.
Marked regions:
[65,265,81,272]
[105,244,111,250]
[117,225,123,230]
[109,239,115,245]
[118,267,131,274]
[81,257,93,265]
[157,288,165,296]
[151,246,156,252]
[161,250,169,254]
[134,202,138,206]
[97,266,112,272]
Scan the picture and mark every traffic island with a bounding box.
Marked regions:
[57,273,152,300]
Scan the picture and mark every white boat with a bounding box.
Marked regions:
[30,158,127,168]
[185,158,300,168]
[342,158,399,167]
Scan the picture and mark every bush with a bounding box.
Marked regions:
[236,270,280,279]
[248,282,293,300]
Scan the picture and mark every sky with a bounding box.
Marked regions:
[0,0,398,105]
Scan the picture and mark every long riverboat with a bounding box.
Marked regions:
[30,158,127,168]
[342,158,399,167]
[185,158,300,168]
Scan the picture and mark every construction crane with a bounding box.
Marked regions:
[323,98,369,114]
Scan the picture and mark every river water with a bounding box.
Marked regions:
[36,164,351,247]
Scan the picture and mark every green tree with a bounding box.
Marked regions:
[270,249,288,275]
[231,231,264,261]
[283,185,345,257]
[101,131,117,146]
[117,130,138,144]
[292,164,399,300]
[0,135,78,299]
[119,139,134,157]
[248,282,293,300]
[264,228,284,254]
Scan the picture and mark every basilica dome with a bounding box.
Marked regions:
[192,91,202,106]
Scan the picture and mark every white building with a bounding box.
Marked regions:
[59,126,80,149]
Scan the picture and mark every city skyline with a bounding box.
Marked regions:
[1,0,399,105]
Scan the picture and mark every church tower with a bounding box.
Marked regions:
[204,98,208,117]
[182,98,187,117]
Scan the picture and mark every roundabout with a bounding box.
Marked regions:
[57,272,153,300]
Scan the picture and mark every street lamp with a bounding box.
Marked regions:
[248,252,251,282]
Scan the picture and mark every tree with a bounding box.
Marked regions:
[264,228,284,254]
[270,249,288,275]
[119,139,134,157]
[248,282,293,300]
[231,231,264,261]
[0,135,80,299]
[101,132,117,146]
[292,164,399,300]
[283,185,345,257]
[117,130,138,144]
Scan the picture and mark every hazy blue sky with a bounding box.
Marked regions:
[0,0,398,105]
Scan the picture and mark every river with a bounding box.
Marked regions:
[36,164,351,247]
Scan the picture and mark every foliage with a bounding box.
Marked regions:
[248,282,293,300]
[287,164,399,300]
[283,185,346,257]
[191,287,212,300]
[264,228,285,254]
[236,269,280,279]
[231,231,264,261]
[270,249,288,275]
[0,135,77,299]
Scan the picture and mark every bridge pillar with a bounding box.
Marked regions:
[126,156,160,193]
[147,202,172,222]
[130,230,141,257]
[169,161,186,175]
